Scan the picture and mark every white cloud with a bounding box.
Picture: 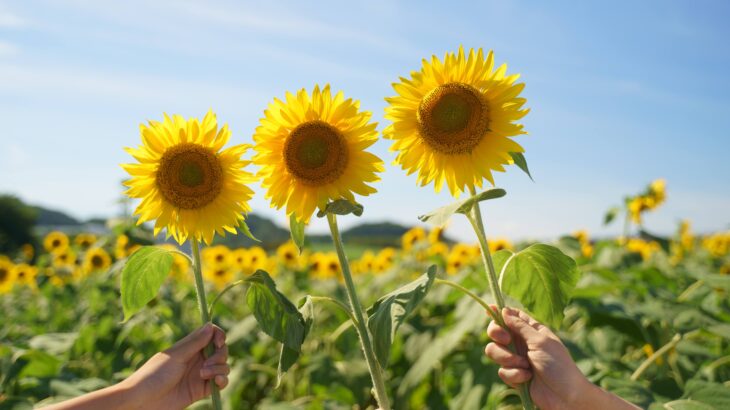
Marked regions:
[0,10,26,28]
[0,41,18,57]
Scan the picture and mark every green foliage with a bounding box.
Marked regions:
[120,246,173,321]
[509,152,534,181]
[316,199,364,218]
[289,214,305,254]
[419,188,506,226]
[0,195,37,254]
[367,265,437,369]
[494,244,581,328]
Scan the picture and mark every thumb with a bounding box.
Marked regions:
[502,308,540,343]
[167,323,214,359]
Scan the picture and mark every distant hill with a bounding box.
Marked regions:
[34,206,81,226]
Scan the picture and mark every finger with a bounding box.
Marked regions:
[498,367,532,387]
[514,309,561,340]
[166,324,214,359]
[212,325,226,349]
[484,343,530,369]
[204,345,229,366]
[487,320,511,345]
[200,364,230,379]
[503,308,541,343]
[215,375,229,389]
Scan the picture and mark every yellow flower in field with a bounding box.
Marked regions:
[74,233,97,249]
[446,249,470,275]
[44,231,69,254]
[489,238,513,253]
[253,85,383,223]
[649,179,666,206]
[402,227,427,251]
[230,248,248,271]
[12,263,37,289]
[203,245,231,267]
[451,243,479,261]
[702,231,730,257]
[204,265,234,290]
[573,230,594,258]
[374,247,397,273]
[46,267,77,287]
[21,244,34,261]
[384,46,529,196]
[160,244,191,281]
[355,250,377,274]
[0,259,15,293]
[122,111,256,245]
[427,241,449,258]
[628,197,650,224]
[52,249,77,268]
[276,242,299,269]
[83,247,111,274]
[626,238,660,261]
[428,227,446,244]
[309,252,340,279]
[243,246,268,274]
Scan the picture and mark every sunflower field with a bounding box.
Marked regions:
[1,45,730,410]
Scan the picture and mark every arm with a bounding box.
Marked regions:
[485,307,640,410]
[43,323,230,410]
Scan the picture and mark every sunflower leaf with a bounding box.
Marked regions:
[238,219,259,242]
[317,199,364,218]
[277,295,314,387]
[509,152,534,181]
[120,246,174,322]
[289,214,305,254]
[366,265,437,369]
[604,206,620,225]
[246,270,306,351]
[418,188,506,227]
[494,244,580,328]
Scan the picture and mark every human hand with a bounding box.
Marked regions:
[120,323,230,410]
[485,307,639,410]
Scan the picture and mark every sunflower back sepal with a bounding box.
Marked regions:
[120,246,174,322]
[289,214,306,254]
[238,220,260,242]
[316,199,364,218]
[509,152,534,181]
[419,188,506,227]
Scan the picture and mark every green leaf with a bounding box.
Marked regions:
[246,270,306,351]
[509,152,533,181]
[419,188,506,227]
[120,246,173,322]
[604,206,620,225]
[277,295,314,386]
[495,244,580,328]
[316,199,364,218]
[289,214,305,254]
[678,379,730,409]
[366,265,437,369]
[657,400,715,410]
[238,219,259,242]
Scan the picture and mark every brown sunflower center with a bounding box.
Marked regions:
[283,120,348,186]
[91,255,104,268]
[52,239,61,248]
[417,82,490,155]
[0,268,8,281]
[157,143,223,209]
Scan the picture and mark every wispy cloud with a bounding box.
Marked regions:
[0,10,26,28]
[0,41,18,57]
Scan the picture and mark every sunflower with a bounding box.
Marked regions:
[428,226,446,245]
[52,249,77,268]
[374,247,397,273]
[402,227,427,251]
[446,249,470,275]
[203,265,234,290]
[44,231,69,254]
[384,46,529,196]
[12,263,38,289]
[253,85,383,223]
[309,252,340,279]
[427,241,449,259]
[0,259,15,293]
[202,245,232,267]
[74,233,97,249]
[21,244,34,261]
[242,246,268,274]
[83,247,112,274]
[122,111,256,245]
[276,242,299,269]
[489,238,513,253]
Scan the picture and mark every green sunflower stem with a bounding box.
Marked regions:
[326,213,392,410]
[191,239,223,410]
[466,187,535,410]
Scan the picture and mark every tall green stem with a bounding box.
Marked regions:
[466,187,535,410]
[326,213,391,410]
[191,239,223,410]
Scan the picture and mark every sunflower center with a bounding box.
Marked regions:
[0,268,7,281]
[52,239,61,248]
[91,255,104,268]
[284,120,348,186]
[157,143,223,210]
[417,82,490,155]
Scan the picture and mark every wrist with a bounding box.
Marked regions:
[565,375,600,409]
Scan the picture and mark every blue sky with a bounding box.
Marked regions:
[1,0,729,242]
